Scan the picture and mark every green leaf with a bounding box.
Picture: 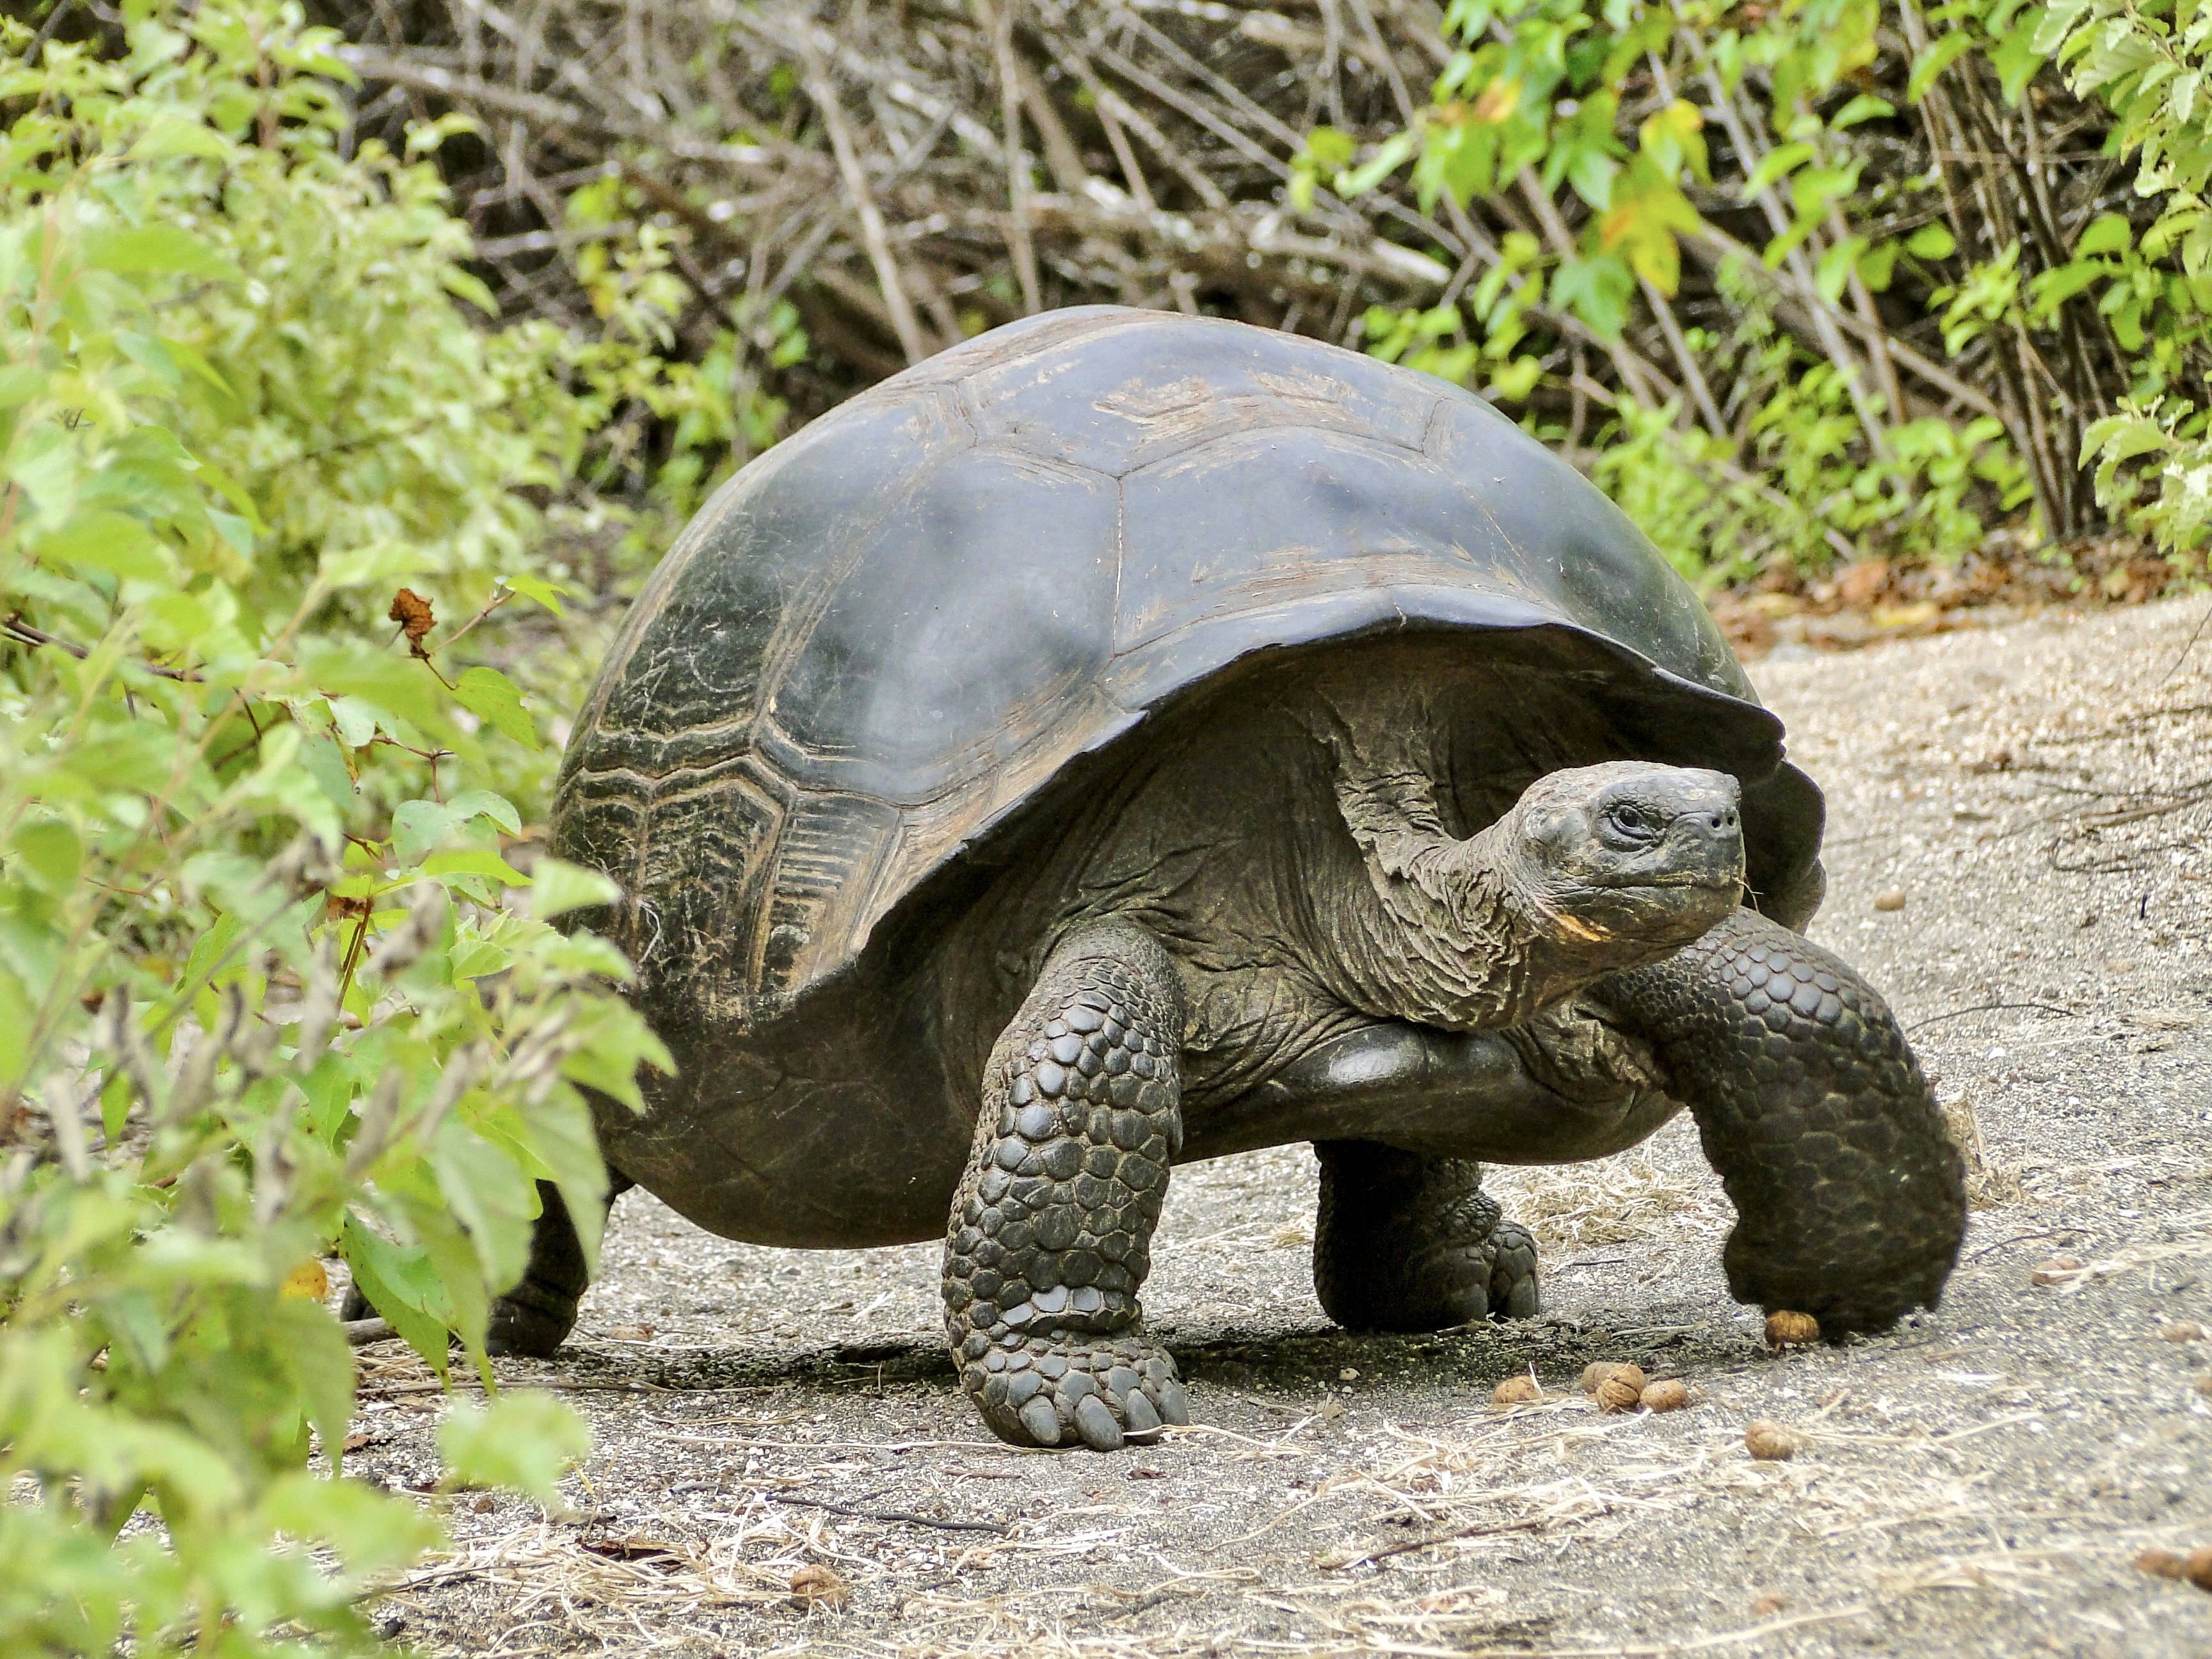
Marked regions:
[453,666,540,750]
[530,858,622,921]
[2074,212,2132,257]
[392,799,461,865]
[447,789,523,835]
[1830,94,1894,129]
[1907,34,1974,103]
[1743,141,1813,199]
[437,1393,591,1504]
[1907,222,1958,260]
[79,225,243,283]
[422,848,530,886]
[501,573,574,617]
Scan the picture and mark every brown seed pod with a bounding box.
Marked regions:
[789,1564,849,1610]
[1596,1376,1642,1413]
[2134,1548,2212,1589]
[1744,1420,1800,1461]
[1764,1311,1820,1349]
[1491,1375,1543,1407]
[1640,1379,1692,1413]
[2030,1256,2082,1286]
[1580,1361,1647,1396]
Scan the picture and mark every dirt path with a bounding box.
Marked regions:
[361,597,2212,1658]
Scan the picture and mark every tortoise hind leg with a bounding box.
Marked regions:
[1313,1143,1539,1331]
[944,920,1190,1451]
[342,1174,631,1356]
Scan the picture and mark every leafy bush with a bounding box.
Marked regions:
[0,3,714,1651]
[1322,0,2212,575]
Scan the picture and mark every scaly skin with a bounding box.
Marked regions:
[1596,908,1967,1333]
[942,922,1191,1450]
[1311,1142,1540,1331]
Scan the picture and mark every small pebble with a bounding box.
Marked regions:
[1872,888,1906,912]
[1765,1311,1820,1349]
[1747,1594,1787,1617]
[1338,1367,1359,1381]
[1491,1375,1543,1407]
[2106,958,2138,974]
[2193,1375,2212,1398]
[2161,1323,2205,1342]
[2030,1256,2082,1286]
[1744,1420,1800,1461]
[1640,1379,1692,1413]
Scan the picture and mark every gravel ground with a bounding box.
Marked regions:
[356,595,2212,1658]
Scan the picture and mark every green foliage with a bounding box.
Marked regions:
[1329,0,2212,573]
[0,4,691,1651]
[2039,0,2212,554]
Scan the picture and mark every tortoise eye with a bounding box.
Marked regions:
[1605,803,1658,838]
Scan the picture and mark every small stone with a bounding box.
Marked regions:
[789,1564,849,1610]
[1744,1420,1800,1461]
[1580,1361,1646,1396]
[1491,1375,1543,1407]
[1765,1310,1821,1349]
[2193,1375,2212,1398]
[1873,888,1906,912]
[2030,1256,2082,1286]
[2107,958,2137,974]
[1338,1367,1359,1382]
[1747,1594,1787,1617]
[1640,1379,1692,1413]
[2161,1323,2206,1342]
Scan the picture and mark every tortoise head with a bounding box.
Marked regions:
[1494,761,1746,958]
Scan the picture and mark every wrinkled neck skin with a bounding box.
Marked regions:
[1315,712,1645,1033]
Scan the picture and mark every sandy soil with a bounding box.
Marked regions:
[355,595,2212,1659]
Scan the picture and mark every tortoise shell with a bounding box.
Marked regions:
[552,307,1820,1040]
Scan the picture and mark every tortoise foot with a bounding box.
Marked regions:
[965,1334,1189,1451]
[485,1281,581,1358]
[1313,1142,1541,1331]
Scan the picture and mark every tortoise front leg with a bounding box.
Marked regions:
[943,920,1192,1451]
[1313,1143,1539,1331]
[1594,908,1967,1334]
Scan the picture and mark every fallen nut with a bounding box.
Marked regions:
[2029,1256,2081,1286]
[2136,1547,2212,1591]
[1640,1379,1692,1413]
[1744,1420,1800,1461]
[1872,888,1906,912]
[2161,1322,2206,1342]
[1595,1376,1641,1413]
[1491,1375,1543,1407]
[789,1564,849,1610]
[1580,1361,1646,1396]
[1764,1311,1820,1349]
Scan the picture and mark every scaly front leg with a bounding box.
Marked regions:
[943,921,1191,1450]
[1595,908,1967,1334]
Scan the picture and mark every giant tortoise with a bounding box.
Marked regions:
[518,306,1964,1451]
